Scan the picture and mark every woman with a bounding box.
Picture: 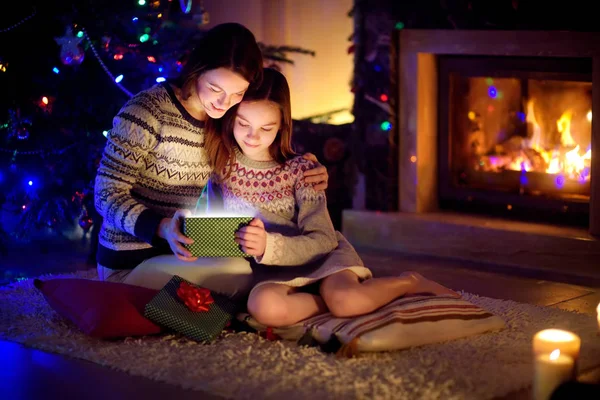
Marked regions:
[94,23,328,295]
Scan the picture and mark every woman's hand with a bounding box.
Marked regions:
[158,209,198,261]
[235,218,267,257]
[302,152,329,191]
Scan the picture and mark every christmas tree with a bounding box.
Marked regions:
[0,0,314,254]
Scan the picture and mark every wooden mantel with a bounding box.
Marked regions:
[396,29,600,236]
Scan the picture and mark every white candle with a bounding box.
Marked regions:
[533,349,574,400]
[532,329,581,375]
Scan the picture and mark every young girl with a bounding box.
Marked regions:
[204,68,459,328]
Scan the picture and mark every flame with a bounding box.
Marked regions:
[521,101,591,181]
[550,349,561,360]
[557,110,577,147]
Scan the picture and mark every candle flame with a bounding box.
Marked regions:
[550,349,561,360]
[537,329,577,342]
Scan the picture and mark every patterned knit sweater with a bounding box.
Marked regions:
[95,82,211,269]
[212,147,338,266]
[212,147,371,288]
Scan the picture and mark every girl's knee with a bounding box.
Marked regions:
[322,286,356,318]
[247,286,289,326]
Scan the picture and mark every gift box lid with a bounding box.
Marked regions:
[144,275,240,342]
[182,216,253,258]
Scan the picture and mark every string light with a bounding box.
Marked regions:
[79,27,133,98]
[180,0,193,13]
[0,142,78,156]
[0,7,36,33]
[52,67,60,74]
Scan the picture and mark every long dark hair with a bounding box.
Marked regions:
[173,23,263,100]
[205,68,296,180]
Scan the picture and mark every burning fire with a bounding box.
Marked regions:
[487,100,592,182]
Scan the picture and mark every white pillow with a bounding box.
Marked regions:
[124,255,253,298]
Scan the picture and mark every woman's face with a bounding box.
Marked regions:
[196,68,249,119]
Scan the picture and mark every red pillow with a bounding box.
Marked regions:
[34,278,163,339]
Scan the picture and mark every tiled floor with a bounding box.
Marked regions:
[1,240,599,399]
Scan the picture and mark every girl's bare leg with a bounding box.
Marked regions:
[247,283,328,327]
[320,270,460,318]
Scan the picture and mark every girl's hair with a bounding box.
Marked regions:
[205,68,296,180]
[173,23,263,99]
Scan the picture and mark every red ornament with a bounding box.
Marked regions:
[79,215,93,231]
[177,281,214,312]
[263,327,280,341]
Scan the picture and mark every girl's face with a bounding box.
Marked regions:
[233,100,281,161]
[196,68,249,119]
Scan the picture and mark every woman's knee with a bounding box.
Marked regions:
[247,285,289,326]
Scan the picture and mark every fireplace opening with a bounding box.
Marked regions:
[438,55,593,227]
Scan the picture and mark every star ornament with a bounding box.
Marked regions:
[55,27,85,66]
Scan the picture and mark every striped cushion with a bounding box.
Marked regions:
[239,294,505,356]
[307,295,505,355]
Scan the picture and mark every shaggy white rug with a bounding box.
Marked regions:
[1,269,600,400]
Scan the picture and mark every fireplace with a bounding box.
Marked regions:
[438,55,592,226]
[393,29,600,236]
[341,29,600,282]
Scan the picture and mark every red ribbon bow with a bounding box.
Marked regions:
[176,281,214,312]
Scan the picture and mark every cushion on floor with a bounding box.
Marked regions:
[239,294,506,357]
[34,278,163,339]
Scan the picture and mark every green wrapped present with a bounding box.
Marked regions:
[144,275,240,342]
[182,216,253,258]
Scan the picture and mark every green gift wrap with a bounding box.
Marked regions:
[144,275,240,342]
[182,216,253,257]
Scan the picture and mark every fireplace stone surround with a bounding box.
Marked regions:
[342,29,600,283]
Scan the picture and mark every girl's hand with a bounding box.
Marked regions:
[302,152,329,191]
[235,218,267,257]
[158,209,198,261]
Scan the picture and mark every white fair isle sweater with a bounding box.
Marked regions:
[214,147,372,289]
[95,82,211,269]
